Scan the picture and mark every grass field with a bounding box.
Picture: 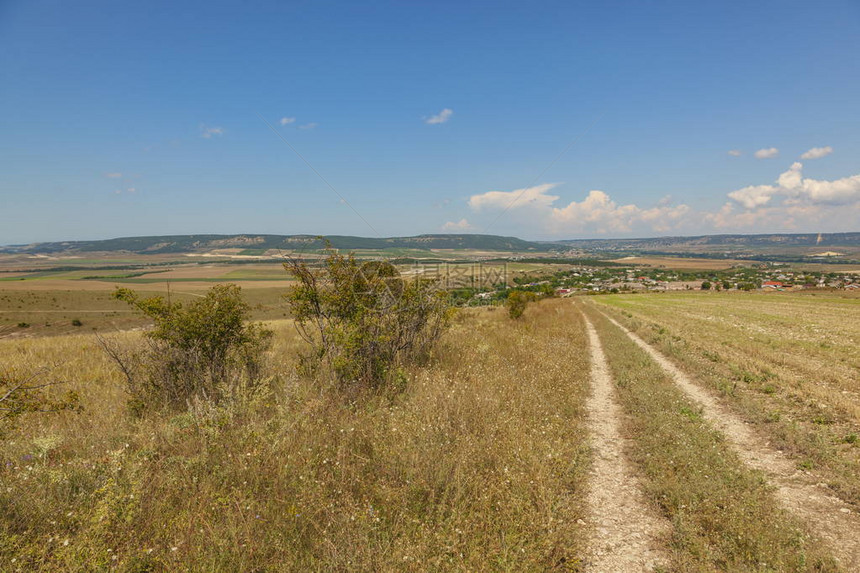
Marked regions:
[3,289,860,570]
[0,288,291,338]
[1,299,592,571]
[611,256,755,270]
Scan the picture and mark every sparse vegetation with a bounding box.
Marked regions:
[3,255,860,570]
[597,291,860,508]
[0,298,591,571]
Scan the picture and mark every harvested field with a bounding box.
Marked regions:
[595,291,860,511]
[583,302,840,571]
[598,308,860,569]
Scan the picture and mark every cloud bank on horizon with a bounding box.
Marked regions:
[445,149,860,237]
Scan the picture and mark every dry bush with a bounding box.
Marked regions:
[284,249,452,388]
[101,284,272,413]
[506,289,538,319]
[0,368,79,437]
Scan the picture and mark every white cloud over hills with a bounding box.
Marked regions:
[466,183,693,235]
[442,218,474,231]
[459,158,860,236]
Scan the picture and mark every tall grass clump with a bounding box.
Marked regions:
[284,249,452,388]
[0,368,79,438]
[101,284,272,413]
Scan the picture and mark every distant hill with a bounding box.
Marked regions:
[554,232,860,263]
[3,232,859,261]
[0,234,553,255]
[555,232,860,251]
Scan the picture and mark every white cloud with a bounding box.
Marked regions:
[754,147,779,159]
[114,187,137,195]
[704,201,849,232]
[728,184,779,209]
[298,123,318,130]
[777,161,803,189]
[280,117,296,126]
[728,161,860,208]
[468,183,560,211]
[457,163,860,237]
[727,150,742,157]
[201,125,224,138]
[467,184,691,235]
[425,108,453,125]
[550,191,691,234]
[794,173,860,205]
[442,218,474,231]
[104,172,123,178]
[707,160,860,232]
[800,146,833,160]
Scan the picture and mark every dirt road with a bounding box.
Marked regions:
[600,311,860,570]
[582,314,667,572]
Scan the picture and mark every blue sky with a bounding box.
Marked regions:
[1,0,859,244]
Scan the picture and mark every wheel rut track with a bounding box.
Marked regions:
[598,309,860,570]
[582,314,668,572]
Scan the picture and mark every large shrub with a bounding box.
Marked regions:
[506,290,537,319]
[102,284,272,413]
[284,249,452,387]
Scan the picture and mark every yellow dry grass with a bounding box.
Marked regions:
[1,299,591,571]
